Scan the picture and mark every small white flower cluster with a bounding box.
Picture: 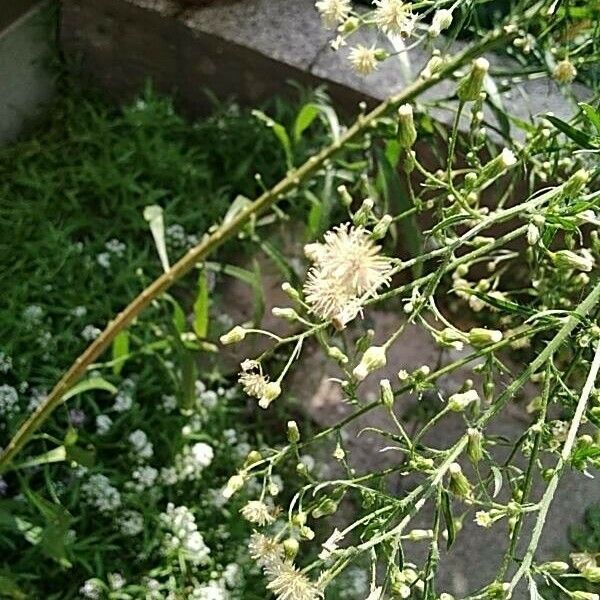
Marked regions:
[189,579,230,600]
[128,465,159,491]
[129,429,154,460]
[118,509,145,536]
[113,378,135,412]
[160,503,211,565]
[0,384,19,418]
[0,351,12,373]
[23,304,44,322]
[166,223,199,249]
[96,413,113,434]
[81,324,102,341]
[97,238,126,269]
[81,474,121,513]
[168,442,214,483]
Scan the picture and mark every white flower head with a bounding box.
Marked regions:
[348,45,380,75]
[241,500,276,526]
[303,224,392,326]
[249,533,284,569]
[267,562,323,600]
[315,0,351,27]
[373,0,416,37]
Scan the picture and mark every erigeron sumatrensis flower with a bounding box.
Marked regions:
[303,224,392,327]
[315,0,351,28]
[429,9,452,36]
[553,58,577,84]
[238,360,282,408]
[249,533,284,569]
[241,500,276,526]
[266,562,323,600]
[372,0,416,37]
[348,45,380,75]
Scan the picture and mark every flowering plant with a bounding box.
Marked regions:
[1,0,599,599]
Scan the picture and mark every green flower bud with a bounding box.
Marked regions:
[312,498,339,519]
[222,474,245,499]
[571,593,600,600]
[244,450,262,466]
[353,197,374,226]
[582,566,600,583]
[281,282,300,300]
[327,346,349,364]
[292,511,307,527]
[448,389,479,412]
[283,537,299,560]
[457,58,489,102]
[467,428,484,463]
[563,169,589,197]
[406,528,433,541]
[468,327,503,347]
[272,307,299,321]
[475,148,517,186]
[448,463,472,498]
[380,378,395,408]
[353,345,387,382]
[402,149,416,174]
[337,184,353,207]
[397,104,417,149]
[552,249,594,272]
[287,420,300,443]
[372,214,393,240]
[539,561,569,574]
[220,325,247,345]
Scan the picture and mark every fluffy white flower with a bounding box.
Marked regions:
[267,562,323,600]
[373,0,416,37]
[348,45,380,75]
[241,500,276,526]
[315,0,351,27]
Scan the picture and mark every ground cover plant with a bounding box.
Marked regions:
[1,0,600,599]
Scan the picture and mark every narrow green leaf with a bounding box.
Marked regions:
[375,147,422,275]
[441,490,456,550]
[293,103,320,141]
[545,115,595,149]
[193,270,209,338]
[0,574,26,599]
[61,378,117,403]
[112,330,130,375]
[579,102,600,134]
[252,109,293,169]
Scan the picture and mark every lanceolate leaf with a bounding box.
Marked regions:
[111,330,130,375]
[193,270,209,339]
[441,491,456,550]
[61,378,118,403]
[545,115,596,149]
[375,147,422,276]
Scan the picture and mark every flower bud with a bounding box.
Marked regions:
[333,443,345,460]
[397,104,417,149]
[467,428,484,463]
[563,169,589,197]
[421,53,444,79]
[281,282,300,300]
[448,463,471,498]
[327,346,349,364]
[380,378,394,408]
[527,221,541,246]
[258,381,282,409]
[220,325,247,345]
[553,59,577,84]
[448,389,479,412]
[476,148,517,185]
[340,16,359,33]
[468,327,503,347]
[244,450,262,466]
[292,511,307,527]
[457,58,489,102]
[337,184,353,207]
[372,214,393,240]
[353,345,387,382]
[283,537,300,560]
[222,474,245,499]
[552,249,594,272]
[312,498,339,519]
[582,566,600,583]
[287,420,300,443]
[272,307,299,321]
[406,528,433,541]
[353,197,374,226]
[571,593,600,600]
[437,327,467,351]
[402,149,416,174]
[429,9,453,36]
[539,561,569,574]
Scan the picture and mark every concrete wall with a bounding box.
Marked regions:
[0,1,56,144]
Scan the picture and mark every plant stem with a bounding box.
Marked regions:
[0,28,510,472]
[506,339,600,597]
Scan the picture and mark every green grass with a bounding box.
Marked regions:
[0,81,315,393]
